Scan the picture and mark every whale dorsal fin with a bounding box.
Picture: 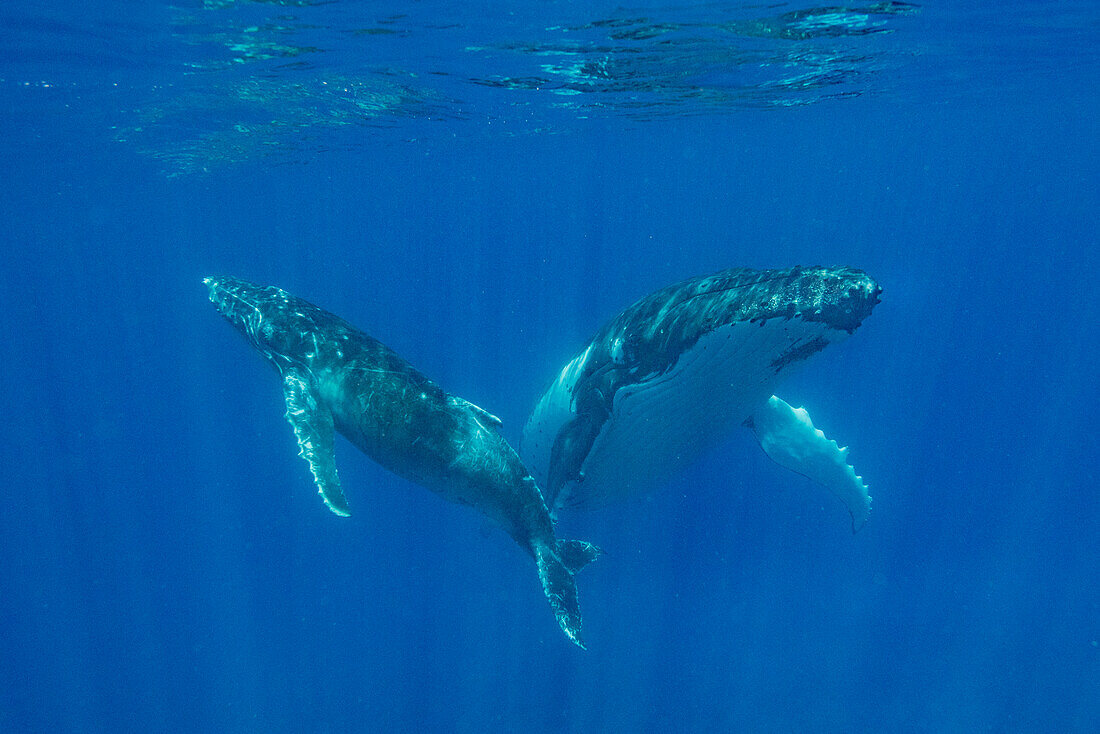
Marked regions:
[747,395,871,533]
[283,370,351,517]
[453,396,503,431]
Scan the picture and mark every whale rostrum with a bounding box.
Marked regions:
[205,276,600,648]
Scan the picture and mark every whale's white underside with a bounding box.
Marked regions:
[524,316,848,512]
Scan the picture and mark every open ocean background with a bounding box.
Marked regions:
[1,1,1097,731]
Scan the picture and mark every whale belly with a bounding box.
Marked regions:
[556,318,837,510]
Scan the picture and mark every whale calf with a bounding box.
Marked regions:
[205,276,600,647]
[522,265,880,532]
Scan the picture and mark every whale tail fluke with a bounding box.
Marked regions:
[535,539,602,650]
[557,539,602,573]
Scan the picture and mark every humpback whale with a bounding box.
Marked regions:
[522,266,881,532]
[205,277,600,648]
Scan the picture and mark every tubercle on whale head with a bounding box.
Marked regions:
[203,275,297,359]
[805,267,882,334]
[204,275,248,313]
[204,275,262,334]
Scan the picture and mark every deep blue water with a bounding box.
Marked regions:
[1,1,1097,731]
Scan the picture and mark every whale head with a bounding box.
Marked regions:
[204,276,313,366]
[206,275,269,337]
[799,266,881,334]
[669,265,882,336]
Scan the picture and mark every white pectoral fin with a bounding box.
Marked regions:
[283,370,351,517]
[749,395,871,533]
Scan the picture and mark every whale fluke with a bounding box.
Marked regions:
[557,539,602,574]
[536,540,601,648]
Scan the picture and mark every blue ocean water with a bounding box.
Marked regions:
[1,1,1097,731]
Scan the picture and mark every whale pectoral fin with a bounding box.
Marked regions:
[283,370,351,517]
[747,395,871,533]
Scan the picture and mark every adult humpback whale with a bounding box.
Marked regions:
[522,266,881,532]
[205,277,600,648]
